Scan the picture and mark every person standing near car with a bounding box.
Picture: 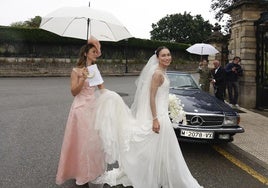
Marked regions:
[92,46,203,188]
[197,59,211,92]
[56,38,106,188]
[211,60,226,102]
[225,56,243,108]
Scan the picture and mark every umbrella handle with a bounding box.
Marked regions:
[87,1,90,42]
[86,17,90,67]
[87,18,90,43]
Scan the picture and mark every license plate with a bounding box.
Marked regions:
[180,129,214,139]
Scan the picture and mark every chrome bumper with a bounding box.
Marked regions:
[174,125,245,134]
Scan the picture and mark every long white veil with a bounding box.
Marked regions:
[93,53,203,188]
[94,54,159,165]
[131,54,159,121]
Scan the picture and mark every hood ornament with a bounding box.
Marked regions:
[190,116,204,126]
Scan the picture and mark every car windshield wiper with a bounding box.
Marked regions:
[170,86,181,90]
[178,85,198,89]
[179,85,194,88]
[170,85,198,89]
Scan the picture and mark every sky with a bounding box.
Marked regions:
[0,0,218,39]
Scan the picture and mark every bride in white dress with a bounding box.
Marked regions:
[93,46,203,188]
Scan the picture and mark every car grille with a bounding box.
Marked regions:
[186,114,224,126]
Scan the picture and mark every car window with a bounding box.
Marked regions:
[168,73,199,89]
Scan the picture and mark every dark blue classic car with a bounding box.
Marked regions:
[167,71,244,143]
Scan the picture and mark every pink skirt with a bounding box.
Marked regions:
[56,95,105,185]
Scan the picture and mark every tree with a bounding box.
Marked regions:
[150,12,213,44]
[10,16,41,28]
[210,0,234,34]
[210,0,233,21]
[10,21,25,27]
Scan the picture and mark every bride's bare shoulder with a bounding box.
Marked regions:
[153,69,165,77]
[152,70,165,84]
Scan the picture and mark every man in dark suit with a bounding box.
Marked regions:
[211,60,226,102]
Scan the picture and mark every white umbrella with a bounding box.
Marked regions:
[40,6,132,42]
[186,43,219,55]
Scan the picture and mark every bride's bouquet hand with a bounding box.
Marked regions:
[152,119,160,134]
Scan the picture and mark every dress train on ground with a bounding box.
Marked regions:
[94,89,203,188]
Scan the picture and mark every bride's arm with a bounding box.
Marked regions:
[150,71,164,133]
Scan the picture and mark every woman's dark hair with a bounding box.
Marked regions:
[155,46,168,57]
[76,43,95,67]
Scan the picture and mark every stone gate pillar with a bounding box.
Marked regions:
[224,0,268,108]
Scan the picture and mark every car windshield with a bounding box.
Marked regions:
[167,73,199,89]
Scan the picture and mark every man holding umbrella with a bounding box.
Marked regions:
[197,59,211,92]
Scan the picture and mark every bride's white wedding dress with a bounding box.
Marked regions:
[93,73,203,188]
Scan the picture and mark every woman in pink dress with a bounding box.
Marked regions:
[56,39,106,187]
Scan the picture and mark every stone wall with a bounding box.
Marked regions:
[0,57,197,77]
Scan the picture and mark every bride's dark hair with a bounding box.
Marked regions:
[155,46,168,57]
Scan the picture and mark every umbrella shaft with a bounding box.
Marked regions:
[87,18,90,41]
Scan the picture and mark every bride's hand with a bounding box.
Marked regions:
[152,119,160,134]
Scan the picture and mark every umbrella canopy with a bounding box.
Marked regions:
[40,6,133,42]
[186,43,219,55]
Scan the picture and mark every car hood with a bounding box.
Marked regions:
[170,88,235,115]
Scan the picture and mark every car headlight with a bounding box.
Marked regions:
[223,116,238,126]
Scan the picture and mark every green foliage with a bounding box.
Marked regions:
[10,21,25,28]
[125,38,189,51]
[0,26,191,61]
[210,0,234,34]
[150,12,213,44]
[0,26,84,44]
[10,16,42,28]
[26,16,42,28]
[210,0,233,21]
[210,0,268,35]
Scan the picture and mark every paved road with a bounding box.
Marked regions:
[0,76,136,188]
[0,77,267,188]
